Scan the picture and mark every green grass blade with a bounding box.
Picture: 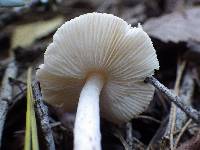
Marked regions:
[24,68,32,150]
[24,67,39,150]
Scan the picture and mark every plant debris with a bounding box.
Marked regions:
[1,0,200,150]
[144,7,200,43]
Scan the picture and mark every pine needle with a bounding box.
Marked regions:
[24,67,39,150]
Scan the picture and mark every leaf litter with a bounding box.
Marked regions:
[1,0,200,150]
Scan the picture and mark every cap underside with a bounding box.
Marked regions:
[37,13,159,124]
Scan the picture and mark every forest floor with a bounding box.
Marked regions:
[1,0,200,150]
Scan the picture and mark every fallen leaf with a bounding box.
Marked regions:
[143,7,200,43]
[12,16,64,49]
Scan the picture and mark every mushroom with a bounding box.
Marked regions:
[36,13,159,150]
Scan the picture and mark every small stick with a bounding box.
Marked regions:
[175,70,194,129]
[0,61,17,147]
[170,61,186,150]
[126,122,133,148]
[145,76,200,124]
[112,126,131,150]
[175,119,192,148]
[146,116,169,150]
[135,115,161,124]
[32,82,55,150]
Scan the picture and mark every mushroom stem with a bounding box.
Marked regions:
[74,74,104,150]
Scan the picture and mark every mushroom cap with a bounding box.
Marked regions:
[36,13,159,124]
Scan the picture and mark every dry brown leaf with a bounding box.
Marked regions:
[143,7,200,43]
[12,16,64,49]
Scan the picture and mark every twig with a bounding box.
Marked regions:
[32,81,55,150]
[145,76,200,124]
[136,115,161,124]
[146,116,169,150]
[50,122,62,128]
[175,70,194,129]
[175,119,192,148]
[172,123,197,136]
[169,61,186,150]
[132,137,146,149]
[112,127,132,150]
[176,128,200,150]
[126,122,133,148]
[173,70,195,148]
[156,92,168,114]
[112,127,131,150]
[0,61,17,147]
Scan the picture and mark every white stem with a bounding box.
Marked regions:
[74,74,104,150]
